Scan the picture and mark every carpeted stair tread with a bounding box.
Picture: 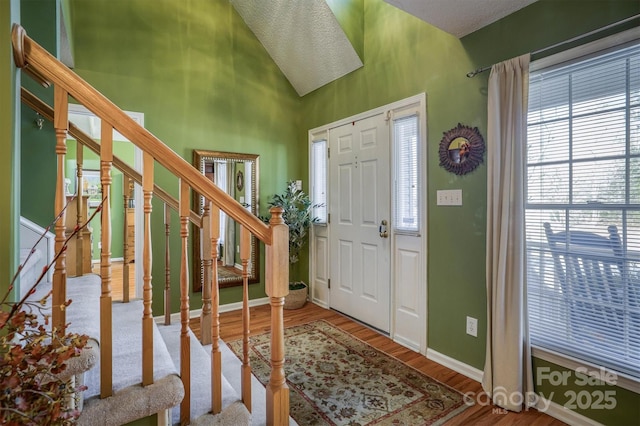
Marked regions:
[210,340,298,426]
[26,274,102,378]
[191,401,251,425]
[157,323,250,425]
[78,299,184,425]
[83,299,179,397]
[78,374,184,426]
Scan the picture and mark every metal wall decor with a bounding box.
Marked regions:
[438,123,485,175]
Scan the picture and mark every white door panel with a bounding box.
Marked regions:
[311,94,427,354]
[329,114,390,332]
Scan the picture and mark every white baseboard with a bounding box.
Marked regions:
[536,396,604,426]
[91,257,124,264]
[393,335,421,353]
[311,298,329,309]
[426,348,484,383]
[20,216,55,284]
[156,297,271,323]
[424,349,605,426]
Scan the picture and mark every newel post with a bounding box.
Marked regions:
[265,207,289,426]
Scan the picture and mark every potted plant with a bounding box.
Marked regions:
[263,181,317,309]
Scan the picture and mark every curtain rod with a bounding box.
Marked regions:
[466,13,640,78]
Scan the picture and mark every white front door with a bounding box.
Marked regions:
[329,114,391,332]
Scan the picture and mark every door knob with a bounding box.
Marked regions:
[379,220,388,238]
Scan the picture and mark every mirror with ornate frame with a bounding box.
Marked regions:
[192,150,259,291]
[438,123,485,175]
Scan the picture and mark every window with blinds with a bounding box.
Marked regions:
[311,139,327,223]
[526,42,640,378]
[393,114,420,233]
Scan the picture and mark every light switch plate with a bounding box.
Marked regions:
[437,189,463,206]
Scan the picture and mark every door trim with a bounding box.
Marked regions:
[309,92,427,354]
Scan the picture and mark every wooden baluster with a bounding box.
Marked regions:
[99,120,113,398]
[75,142,84,276]
[142,153,154,386]
[122,178,132,303]
[265,207,290,425]
[164,203,171,326]
[179,179,191,425]
[210,203,222,414]
[241,225,252,412]
[200,200,213,345]
[52,85,68,335]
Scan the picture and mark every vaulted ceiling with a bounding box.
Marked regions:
[230,0,539,96]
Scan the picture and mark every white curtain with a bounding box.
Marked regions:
[483,54,534,412]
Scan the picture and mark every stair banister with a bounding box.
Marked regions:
[75,142,85,276]
[14,23,292,424]
[123,177,133,303]
[142,152,154,386]
[179,179,191,425]
[265,207,290,425]
[12,26,270,245]
[52,85,68,335]
[200,202,213,346]
[99,119,114,398]
[241,225,252,412]
[21,87,203,228]
[164,203,171,325]
[210,202,222,414]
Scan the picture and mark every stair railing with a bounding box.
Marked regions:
[21,87,202,312]
[13,24,290,425]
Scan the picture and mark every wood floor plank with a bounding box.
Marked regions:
[189,302,566,426]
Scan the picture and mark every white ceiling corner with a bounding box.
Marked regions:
[230,0,363,96]
[383,0,539,38]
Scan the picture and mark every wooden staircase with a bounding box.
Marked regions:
[12,23,291,425]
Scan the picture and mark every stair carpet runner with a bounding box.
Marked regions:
[27,273,252,425]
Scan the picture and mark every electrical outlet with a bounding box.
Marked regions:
[466,316,478,337]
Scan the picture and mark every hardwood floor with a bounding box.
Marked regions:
[92,261,135,301]
[190,303,566,426]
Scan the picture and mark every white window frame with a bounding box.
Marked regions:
[392,112,421,235]
[527,28,640,393]
[310,139,328,224]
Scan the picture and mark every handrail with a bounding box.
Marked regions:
[12,25,271,245]
[13,23,290,424]
[20,87,203,228]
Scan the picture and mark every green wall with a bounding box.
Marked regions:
[68,0,303,313]
[463,2,639,424]
[299,0,639,424]
[20,0,58,227]
[301,0,488,370]
[12,0,639,423]
[0,0,20,301]
[325,0,364,61]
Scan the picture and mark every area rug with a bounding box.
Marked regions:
[227,320,470,425]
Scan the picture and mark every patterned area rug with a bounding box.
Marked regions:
[227,320,470,425]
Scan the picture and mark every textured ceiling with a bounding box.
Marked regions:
[230,0,363,97]
[384,0,539,38]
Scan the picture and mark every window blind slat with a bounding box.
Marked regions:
[393,115,419,233]
[527,42,640,379]
[311,140,327,223]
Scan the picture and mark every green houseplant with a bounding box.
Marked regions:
[263,181,318,309]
